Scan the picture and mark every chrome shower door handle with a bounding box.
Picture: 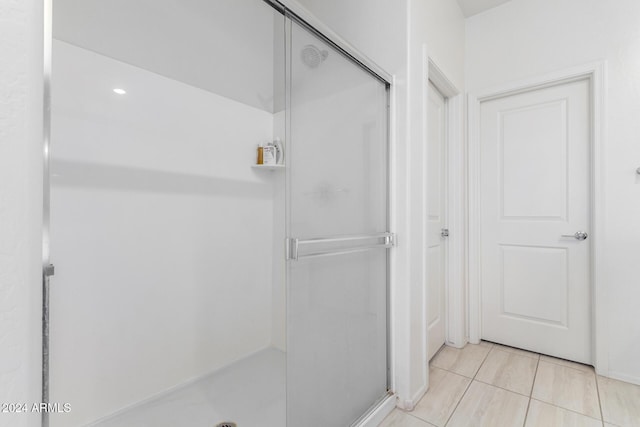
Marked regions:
[286,232,395,261]
[561,231,588,241]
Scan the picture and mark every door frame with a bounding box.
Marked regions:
[467,62,608,375]
[426,59,466,350]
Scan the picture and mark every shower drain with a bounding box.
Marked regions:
[215,423,237,427]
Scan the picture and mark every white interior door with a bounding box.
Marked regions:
[427,81,447,360]
[479,78,591,364]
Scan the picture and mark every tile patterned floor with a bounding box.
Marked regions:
[379,341,640,427]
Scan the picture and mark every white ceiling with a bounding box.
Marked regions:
[456,0,512,17]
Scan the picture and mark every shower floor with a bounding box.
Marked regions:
[90,348,285,427]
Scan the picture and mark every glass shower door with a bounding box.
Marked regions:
[286,17,390,426]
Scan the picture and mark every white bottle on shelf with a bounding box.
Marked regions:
[263,142,276,165]
[273,138,284,165]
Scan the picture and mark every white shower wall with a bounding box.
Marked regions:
[49,40,282,426]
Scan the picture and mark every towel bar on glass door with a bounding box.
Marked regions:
[286,232,395,261]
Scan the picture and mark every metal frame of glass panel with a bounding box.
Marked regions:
[280,4,393,426]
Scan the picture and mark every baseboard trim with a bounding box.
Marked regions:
[353,393,397,427]
[604,370,640,387]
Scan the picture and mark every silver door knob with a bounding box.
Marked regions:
[441,228,449,238]
[561,231,588,241]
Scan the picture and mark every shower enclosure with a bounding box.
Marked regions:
[46,1,391,426]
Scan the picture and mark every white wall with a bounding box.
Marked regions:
[49,41,278,426]
[420,0,466,90]
[466,0,640,384]
[0,0,43,426]
[289,0,466,408]
[53,0,278,113]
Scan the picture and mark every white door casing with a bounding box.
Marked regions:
[478,78,592,364]
[426,81,447,360]
[426,59,466,354]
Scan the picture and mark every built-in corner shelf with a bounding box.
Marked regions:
[252,164,285,171]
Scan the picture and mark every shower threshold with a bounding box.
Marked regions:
[86,348,285,427]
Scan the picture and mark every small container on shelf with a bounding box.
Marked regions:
[256,144,264,165]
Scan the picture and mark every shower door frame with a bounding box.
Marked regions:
[263,0,394,84]
[41,1,397,426]
[271,0,397,424]
[42,0,53,426]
